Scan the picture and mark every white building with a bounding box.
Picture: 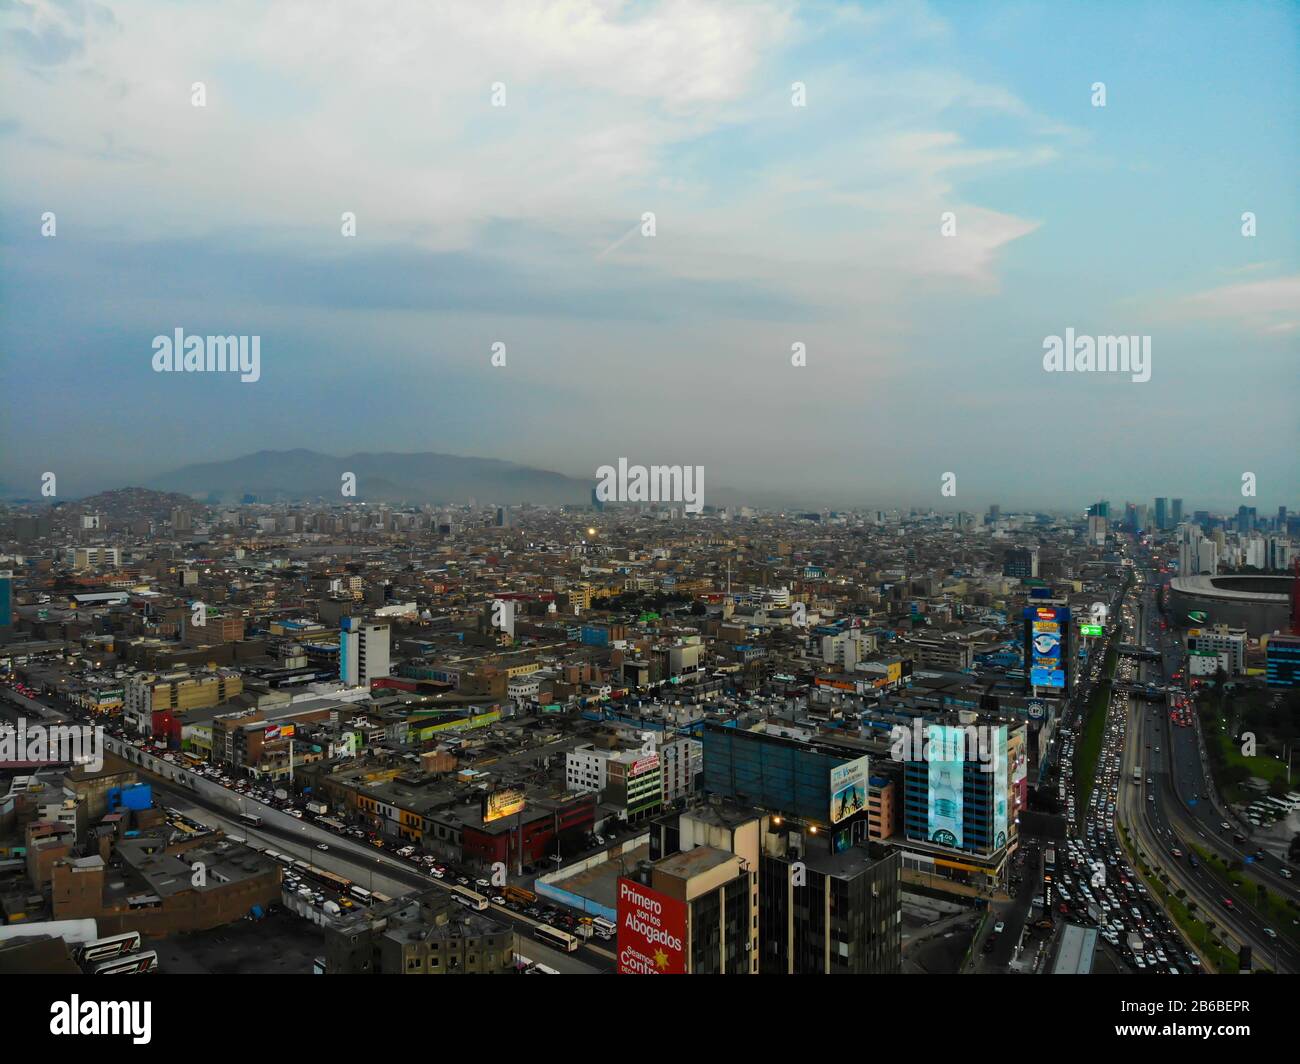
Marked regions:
[339,617,390,688]
[1187,624,1246,675]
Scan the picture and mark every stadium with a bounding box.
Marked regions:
[1167,574,1294,636]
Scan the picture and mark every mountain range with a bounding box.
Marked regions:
[143,449,592,506]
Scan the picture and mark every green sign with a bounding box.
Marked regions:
[1080,624,1104,637]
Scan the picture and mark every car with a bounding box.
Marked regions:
[1170,848,1182,858]
[1263,927,1277,939]
[993,920,1006,933]
[1220,822,1231,831]
[491,895,506,906]
[475,878,491,889]
[1281,868,1293,880]
[316,843,329,851]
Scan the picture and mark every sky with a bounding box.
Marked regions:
[1,0,1297,511]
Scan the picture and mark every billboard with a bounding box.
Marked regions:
[926,724,964,848]
[991,725,1008,850]
[482,788,526,824]
[629,754,660,777]
[1079,624,1104,637]
[829,754,870,824]
[617,878,686,974]
[1024,605,1070,689]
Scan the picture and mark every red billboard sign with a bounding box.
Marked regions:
[616,878,686,974]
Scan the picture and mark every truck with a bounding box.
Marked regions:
[1127,932,1144,955]
[306,800,329,816]
[1132,766,1141,784]
[274,789,289,802]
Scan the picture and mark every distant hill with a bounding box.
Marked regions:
[145,449,591,505]
[58,487,205,523]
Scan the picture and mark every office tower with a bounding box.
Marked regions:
[1003,547,1039,579]
[1265,635,1300,689]
[1266,536,1291,571]
[988,505,1000,525]
[1171,498,1183,526]
[1154,497,1168,531]
[171,508,193,533]
[759,832,901,974]
[1278,506,1288,531]
[339,617,391,688]
[495,506,510,528]
[0,570,12,632]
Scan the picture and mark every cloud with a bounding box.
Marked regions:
[1177,275,1300,337]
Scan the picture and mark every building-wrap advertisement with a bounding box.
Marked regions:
[617,878,686,974]
[992,725,1008,849]
[926,724,964,848]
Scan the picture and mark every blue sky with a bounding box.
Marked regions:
[1,0,1296,509]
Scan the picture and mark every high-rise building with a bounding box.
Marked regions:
[1154,497,1168,531]
[1265,635,1300,689]
[0,570,12,632]
[339,617,390,688]
[1171,498,1183,526]
[1003,547,1039,579]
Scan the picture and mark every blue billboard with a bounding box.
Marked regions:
[1024,605,1070,689]
[926,724,964,848]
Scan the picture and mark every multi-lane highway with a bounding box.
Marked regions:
[1120,557,1300,971]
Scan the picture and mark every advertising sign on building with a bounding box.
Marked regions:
[926,724,964,848]
[482,787,527,824]
[829,754,870,824]
[617,878,686,975]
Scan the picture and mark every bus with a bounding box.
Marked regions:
[525,963,560,974]
[315,869,352,893]
[349,885,373,904]
[591,916,616,939]
[534,926,580,953]
[1044,848,1056,872]
[238,813,263,827]
[503,885,537,905]
[275,854,295,867]
[74,932,142,966]
[91,950,159,975]
[1132,766,1142,784]
[448,884,489,911]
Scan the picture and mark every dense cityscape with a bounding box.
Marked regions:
[1,494,1297,984]
[2,0,1297,1042]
